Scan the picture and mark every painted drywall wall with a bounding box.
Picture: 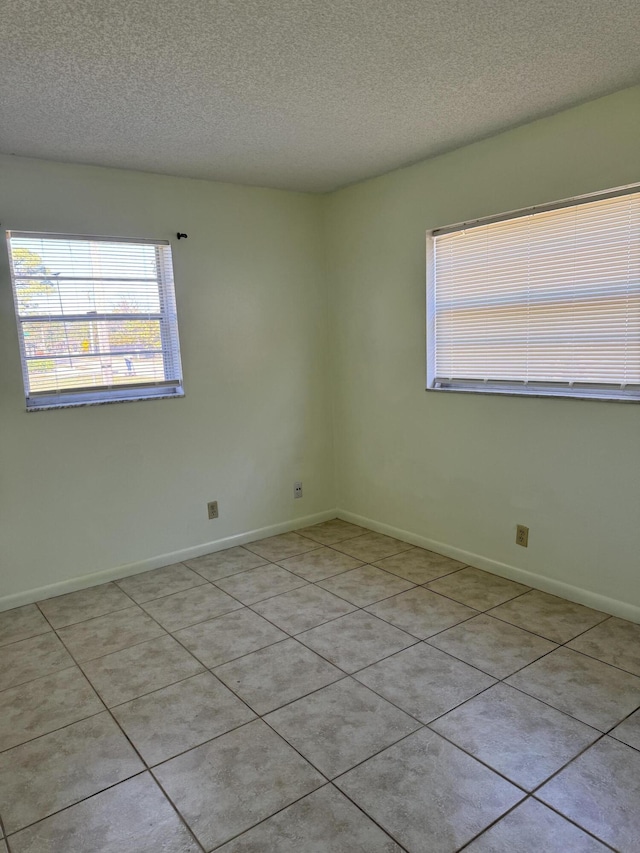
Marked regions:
[325,85,640,612]
[2,85,639,614]
[0,156,333,603]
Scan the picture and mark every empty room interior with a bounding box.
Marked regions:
[1,2,640,852]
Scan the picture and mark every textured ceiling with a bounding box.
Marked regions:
[1,1,639,192]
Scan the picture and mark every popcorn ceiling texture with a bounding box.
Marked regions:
[1,0,639,192]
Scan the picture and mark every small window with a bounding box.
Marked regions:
[7,232,184,410]
[427,187,640,402]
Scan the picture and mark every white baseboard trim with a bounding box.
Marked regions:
[0,509,338,613]
[337,509,640,625]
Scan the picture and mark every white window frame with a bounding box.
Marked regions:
[426,184,640,403]
[6,231,185,411]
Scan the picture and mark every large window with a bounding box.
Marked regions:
[427,187,640,401]
[7,232,184,410]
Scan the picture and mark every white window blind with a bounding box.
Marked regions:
[428,187,640,401]
[7,232,184,410]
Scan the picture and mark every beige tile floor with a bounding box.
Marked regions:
[1,518,639,852]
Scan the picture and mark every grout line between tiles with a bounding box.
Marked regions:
[187,561,269,584]
[123,554,450,847]
[0,661,79,697]
[33,617,207,851]
[64,631,177,666]
[200,777,412,853]
[209,577,311,608]
[559,642,640,680]
[0,626,52,650]
[141,772,209,852]
[454,797,527,852]
[486,606,611,645]
[2,770,148,839]
[141,712,259,769]
[323,781,412,853]
[198,781,333,851]
[454,791,618,853]
[141,602,245,635]
[3,769,208,853]
[528,793,619,851]
[35,584,140,630]
[371,606,479,643]
[0,706,109,757]
[420,583,533,614]
[243,543,324,561]
[37,602,138,632]
[527,731,609,797]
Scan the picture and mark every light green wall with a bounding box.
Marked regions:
[326,85,640,612]
[2,85,639,613]
[0,156,334,602]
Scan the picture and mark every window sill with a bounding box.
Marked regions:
[426,385,639,403]
[26,389,185,411]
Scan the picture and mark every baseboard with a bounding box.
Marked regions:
[6,506,638,625]
[337,509,640,624]
[0,508,338,613]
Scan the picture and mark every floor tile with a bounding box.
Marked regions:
[0,712,143,833]
[154,719,323,851]
[427,614,557,678]
[215,563,307,604]
[568,616,640,676]
[245,531,321,561]
[37,583,132,629]
[318,565,414,607]
[265,677,421,778]
[430,683,599,790]
[216,784,402,852]
[538,736,640,852]
[184,546,268,581]
[489,589,608,643]
[465,798,610,852]
[336,728,524,853]
[112,671,255,765]
[506,647,640,731]
[0,632,74,691]
[366,587,477,639]
[0,668,103,752]
[354,643,495,723]
[330,531,413,562]
[609,708,640,751]
[8,773,199,853]
[296,518,369,545]
[175,608,287,668]
[57,606,165,662]
[298,611,416,673]
[374,547,466,584]
[141,583,242,632]
[81,635,203,707]
[277,547,364,581]
[0,604,51,647]
[214,638,343,715]
[115,563,206,603]
[427,567,529,610]
[251,584,356,634]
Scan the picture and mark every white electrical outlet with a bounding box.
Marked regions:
[294,481,303,499]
